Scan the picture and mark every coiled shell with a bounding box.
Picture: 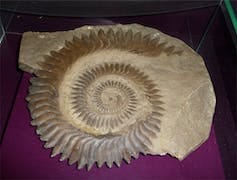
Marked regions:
[26,27,181,170]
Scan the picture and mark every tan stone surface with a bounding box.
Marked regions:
[20,24,216,168]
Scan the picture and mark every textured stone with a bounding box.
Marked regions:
[19,24,216,169]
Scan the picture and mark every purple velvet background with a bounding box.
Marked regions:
[1,6,236,179]
[0,34,23,141]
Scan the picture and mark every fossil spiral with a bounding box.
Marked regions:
[26,27,182,170]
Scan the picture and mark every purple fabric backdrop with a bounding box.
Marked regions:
[0,34,23,141]
[1,73,225,179]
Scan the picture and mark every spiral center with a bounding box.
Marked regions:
[99,87,126,112]
[64,62,160,135]
[101,88,123,106]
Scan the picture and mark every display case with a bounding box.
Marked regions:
[0,1,236,179]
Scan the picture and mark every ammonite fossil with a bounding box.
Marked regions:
[24,25,215,170]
